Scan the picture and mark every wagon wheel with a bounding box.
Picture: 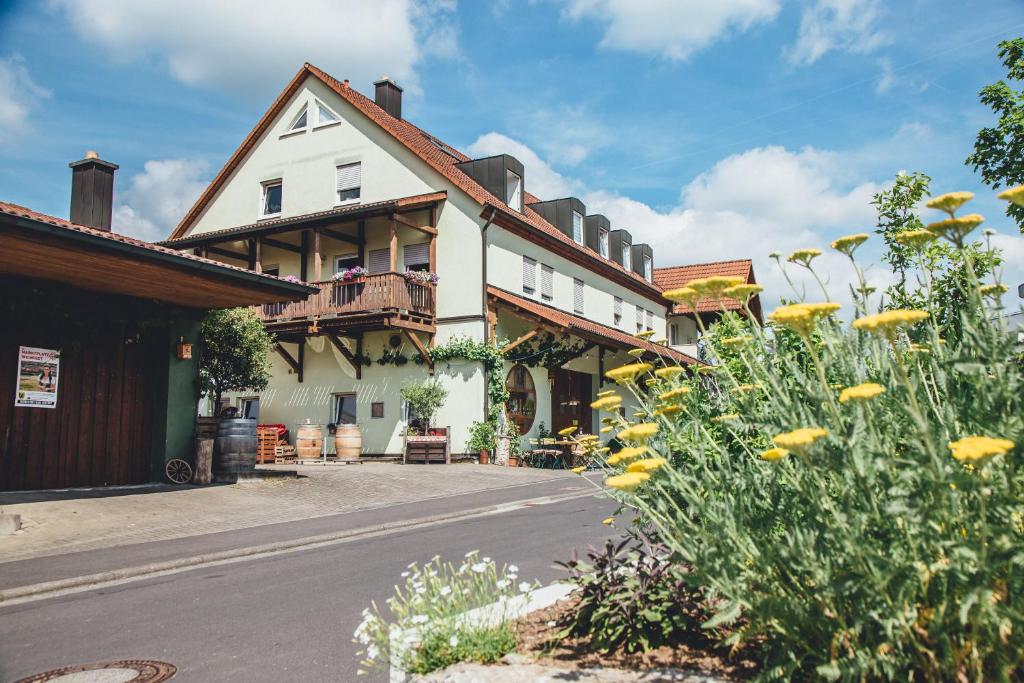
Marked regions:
[165,459,193,484]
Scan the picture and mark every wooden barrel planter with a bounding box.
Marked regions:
[296,423,324,459]
[335,424,361,458]
[213,418,257,474]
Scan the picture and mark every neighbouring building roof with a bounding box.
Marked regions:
[487,286,700,366]
[168,63,663,300]
[653,259,762,321]
[0,201,316,309]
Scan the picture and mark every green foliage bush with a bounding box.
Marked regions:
[199,307,275,406]
[400,379,448,428]
[582,190,1024,680]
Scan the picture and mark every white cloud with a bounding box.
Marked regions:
[787,0,888,66]
[52,0,458,98]
[876,58,896,94]
[561,0,780,60]
[0,56,50,140]
[112,159,210,242]
[466,132,583,199]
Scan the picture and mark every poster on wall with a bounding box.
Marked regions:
[15,346,60,409]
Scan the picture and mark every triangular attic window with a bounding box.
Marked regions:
[316,101,340,126]
[288,105,308,132]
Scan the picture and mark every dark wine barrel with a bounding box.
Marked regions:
[214,418,257,474]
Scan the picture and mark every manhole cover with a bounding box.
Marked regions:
[14,660,176,683]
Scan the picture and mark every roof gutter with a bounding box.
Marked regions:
[480,205,497,420]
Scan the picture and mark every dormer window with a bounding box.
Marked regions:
[288,105,308,132]
[506,169,522,211]
[572,211,584,244]
[622,242,632,270]
[643,255,653,281]
[315,100,341,127]
[598,229,609,258]
[261,180,282,218]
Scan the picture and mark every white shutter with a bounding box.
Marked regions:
[506,170,522,210]
[572,211,583,244]
[622,244,632,270]
[368,248,390,274]
[522,256,536,293]
[336,163,361,191]
[540,264,553,300]
[636,306,643,332]
[646,309,654,330]
[404,242,430,268]
[573,278,584,314]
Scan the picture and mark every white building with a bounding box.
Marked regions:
[162,64,757,457]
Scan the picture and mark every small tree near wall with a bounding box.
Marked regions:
[199,307,275,411]
[400,379,448,432]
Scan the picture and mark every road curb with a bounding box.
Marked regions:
[0,488,597,606]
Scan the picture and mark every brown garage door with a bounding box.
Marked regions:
[0,324,162,491]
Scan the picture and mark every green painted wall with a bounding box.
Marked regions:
[148,317,203,480]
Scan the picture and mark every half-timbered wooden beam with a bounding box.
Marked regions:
[208,246,248,261]
[393,213,438,235]
[501,328,541,354]
[300,230,310,281]
[386,317,436,334]
[403,329,433,373]
[327,333,362,380]
[313,229,322,282]
[357,220,366,265]
[321,227,361,245]
[263,237,303,254]
[389,218,399,272]
[275,343,303,383]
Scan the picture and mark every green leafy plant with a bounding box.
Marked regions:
[467,420,496,453]
[400,379,448,430]
[199,307,275,408]
[429,337,509,420]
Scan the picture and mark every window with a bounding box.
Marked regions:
[288,105,308,132]
[614,297,622,326]
[522,255,536,294]
[599,229,609,258]
[636,306,644,333]
[644,255,653,281]
[333,393,357,425]
[262,265,280,277]
[404,242,430,272]
[572,211,584,244]
[261,180,282,217]
[540,264,554,301]
[238,397,260,420]
[336,162,361,204]
[506,169,522,211]
[368,248,390,274]
[646,309,654,331]
[333,253,359,274]
[573,278,584,314]
[669,322,679,346]
[622,243,632,271]
[316,100,340,127]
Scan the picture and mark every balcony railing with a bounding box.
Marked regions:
[256,272,435,323]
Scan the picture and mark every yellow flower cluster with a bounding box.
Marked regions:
[710,413,740,423]
[590,395,623,411]
[606,446,648,465]
[948,436,1014,462]
[734,383,760,394]
[720,335,753,348]
[689,275,745,297]
[597,389,616,398]
[761,447,790,461]
[653,405,682,417]
[626,457,667,473]
[768,302,841,335]
[979,283,1009,297]
[663,286,699,306]
[602,517,615,526]
[893,229,937,249]
[723,284,764,301]
[571,466,586,474]
[831,233,869,256]
[925,191,973,216]
[997,184,1024,207]
[773,427,828,453]
[658,387,691,401]
[617,423,658,443]
[605,363,652,383]
[558,426,577,437]
[600,426,613,434]
[654,366,685,379]
[627,348,646,358]
[634,329,656,340]
[787,248,822,265]
[605,471,650,491]
[852,309,929,337]
[838,382,886,404]
[926,214,984,241]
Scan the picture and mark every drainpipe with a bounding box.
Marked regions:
[480,206,497,419]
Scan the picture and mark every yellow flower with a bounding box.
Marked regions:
[634,329,656,340]
[926,214,984,241]
[723,284,764,301]
[831,233,869,256]
[617,423,659,443]
[651,337,668,345]
[909,343,931,354]
[614,446,649,462]
[602,517,615,525]
[599,426,613,434]
[595,446,610,454]
[761,447,790,461]
[734,383,760,394]
[768,302,840,335]
[590,395,622,411]
[852,309,929,337]
[688,275,745,297]
[787,248,822,266]
[605,363,652,383]
[773,427,828,452]
[653,405,682,417]
[658,387,692,401]
[627,457,667,473]
[578,434,599,443]
[557,426,577,437]
[979,283,1009,298]
[597,390,616,398]
[654,366,685,379]
[695,365,716,375]
[893,229,937,249]
[605,471,650,491]
[838,382,886,404]
[632,410,647,418]
[571,466,586,474]
[949,436,1014,462]
[710,413,740,423]
[997,184,1024,207]
[627,348,646,358]
[925,191,974,216]
[720,335,753,348]
[663,287,700,307]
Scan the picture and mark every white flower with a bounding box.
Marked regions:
[366,644,380,660]
[411,614,429,625]
[508,564,519,573]
[407,561,417,569]
[519,582,532,593]
[400,571,409,577]
[496,579,511,589]
[415,587,426,595]
[482,557,492,563]
[439,586,452,597]
[464,550,478,558]
[471,563,487,573]
[508,574,518,581]
[546,620,556,627]
[449,635,459,648]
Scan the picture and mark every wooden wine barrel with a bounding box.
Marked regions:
[213,418,257,474]
[296,424,324,459]
[334,424,361,458]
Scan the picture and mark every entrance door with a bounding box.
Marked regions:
[550,369,592,436]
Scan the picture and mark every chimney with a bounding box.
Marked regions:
[374,76,403,119]
[69,151,118,231]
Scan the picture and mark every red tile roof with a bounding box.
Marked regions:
[487,286,699,365]
[653,259,759,315]
[170,63,661,298]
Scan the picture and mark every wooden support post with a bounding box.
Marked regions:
[297,340,305,383]
[275,343,304,383]
[403,328,433,373]
[357,220,366,266]
[247,239,258,271]
[327,334,362,380]
[300,230,310,282]
[314,229,322,282]
[389,217,399,273]
[253,239,263,273]
[487,308,498,343]
[429,232,437,274]
[598,346,605,384]
[501,328,541,354]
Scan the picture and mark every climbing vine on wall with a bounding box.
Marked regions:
[505,332,592,369]
[428,337,509,420]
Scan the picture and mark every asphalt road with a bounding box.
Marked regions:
[0,481,617,682]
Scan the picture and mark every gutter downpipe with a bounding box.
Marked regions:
[480,206,498,419]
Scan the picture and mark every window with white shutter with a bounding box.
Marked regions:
[636,306,643,333]
[522,256,536,294]
[644,255,653,281]
[599,229,609,258]
[614,297,622,326]
[506,170,522,211]
[572,211,584,244]
[541,264,553,301]
[646,309,654,330]
[368,248,390,274]
[336,162,361,204]
[573,278,584,314]
[404,242,430,272]
[622,243,632,270]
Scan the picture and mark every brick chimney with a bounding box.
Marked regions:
[69,151,118,231]
[374,76,403,119]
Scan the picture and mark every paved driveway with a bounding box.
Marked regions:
[0,463,575,563]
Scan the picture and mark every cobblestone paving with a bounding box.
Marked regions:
[0,463,573,563]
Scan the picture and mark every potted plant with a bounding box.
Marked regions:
[468,420,496,464]
[400,380,450,464]
[500,421,522,468]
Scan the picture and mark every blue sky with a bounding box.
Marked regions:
[2,0,1023,304]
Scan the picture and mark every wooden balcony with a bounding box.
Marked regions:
[254,272,435,334]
